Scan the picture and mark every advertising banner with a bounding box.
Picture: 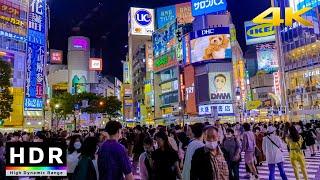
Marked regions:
[25,0,46,111]
[244,21,276,45]
[130,7,155,36]
[153,21,177,58]
[24,43,44,110]
[256,43,279,73]
[182,33,191,65]
[198,104,233,116]
[145,41,153,72]
[176,2,194,25]
[190,27,231,63]
[89,58,103,71]
[154,49,177,72]
[123,61,131,84]
[156,5,176,29]
[0,0,28,40]
[191,0,227,17]
[50,49,63,64]
[184,65,197,114]
[208,72,232,103]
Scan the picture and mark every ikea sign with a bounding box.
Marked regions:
[244,21,276,45]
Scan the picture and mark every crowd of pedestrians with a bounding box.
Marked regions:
[0,119,320,180]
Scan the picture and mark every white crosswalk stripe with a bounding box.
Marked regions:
[239,150,320,180]
[131,150,320,180]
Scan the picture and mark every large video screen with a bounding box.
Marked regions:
[208,72,232,103]
[190,27,231,63]
[256,43,278,74]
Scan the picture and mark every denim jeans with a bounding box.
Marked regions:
[268,162,288,180]
[228,161,240,180]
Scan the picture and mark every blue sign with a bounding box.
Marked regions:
[153,21,177,58]
[156,5,176,29]
[135,9,152,26]
[25,0,46,111]
[0,30,27,42]
[191,0,227,17]
[190,27,230,39]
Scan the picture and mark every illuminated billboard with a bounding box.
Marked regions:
[89,58,103,71]
[191,0,227,17]
[244,21,276,45]
[153,21,177,58]
[70,37,89,51]
[176,2,194,25]
[145,41,153,72]
[154,50,177,72]
[190,27,231,63]
[50,49,63,64]
[156,5,176,29]
[256,43,279,73]
[208,72,232,103]
[25,0,46,111]
[199,104,233,116]
[130,7,155,36]
[184,65,197,114]
[0,0,28,41]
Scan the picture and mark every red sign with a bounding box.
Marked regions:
[89,58,103,71]
[184,65,197,115]
[50,49,63,64]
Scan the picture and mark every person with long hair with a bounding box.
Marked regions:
[286,125,308,180]
[73,136,99,180]
[152,131,182,180]
[67,135,82,179]
[303,123,316,156]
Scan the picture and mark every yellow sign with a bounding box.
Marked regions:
[246,100,262,110]
[253,7,313,27]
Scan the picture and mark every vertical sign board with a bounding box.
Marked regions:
[25,0,46,111]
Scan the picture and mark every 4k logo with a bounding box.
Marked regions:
[253,7,313,27]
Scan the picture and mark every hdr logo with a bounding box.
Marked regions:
[5,142,67,177]
[135,9,152,26]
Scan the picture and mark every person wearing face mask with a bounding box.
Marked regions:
[67,135,82,179]
[73,136,99,180]
[139,136,155,180]
[190,125,229,180]
[221,128,241,180]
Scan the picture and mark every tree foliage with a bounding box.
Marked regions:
[50,92,76,119]
[100,96,122,120]
[0,60,13,120]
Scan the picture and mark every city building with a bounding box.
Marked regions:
[126,7,155,123]
[275,0,320,121]
[0,0,48,130]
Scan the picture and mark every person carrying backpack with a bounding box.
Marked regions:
[221,128,241,180]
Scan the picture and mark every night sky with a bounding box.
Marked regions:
[48,0,270,81]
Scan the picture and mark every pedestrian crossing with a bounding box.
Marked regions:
[131,150,320,180]
[239,150,320,180]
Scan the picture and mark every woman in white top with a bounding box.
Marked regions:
[262,126,288,180]
[67,135,82,179]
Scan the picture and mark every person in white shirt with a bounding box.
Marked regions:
[262,126,288,180]
[67,135,82,179]
[182,123,205,180]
